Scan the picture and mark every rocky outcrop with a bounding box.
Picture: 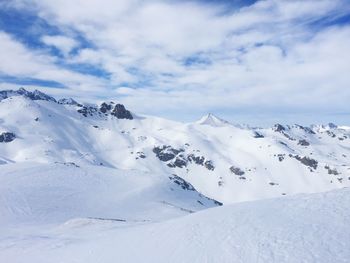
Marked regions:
[326,131,336,138]
[153,145,184,162]
[204,160,215,171]
[77,105,99,117]
[230,166,245,176]
[273,124,286,132]
[298,139,310,146]
[111,104,133,120]
[0,88,56,102]
[294,124,315,134]
[169,174,195,191]
[253,131,264,138]
[171,157,188,168]
[168,174,223,206]
[100,102,113,114]
[289,154,318,170]
[58,98,80,106]
[273,124,296,141]
[187,154,205,165]
[153,145,215,171]
[0,132,16,143]
[276,154,285,162]
[75,101,133,120]
[324,165,340,175]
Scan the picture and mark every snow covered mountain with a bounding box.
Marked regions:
[1,88,350,204]
[1,88,349,262]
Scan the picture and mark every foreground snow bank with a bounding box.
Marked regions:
[1,187,349,263]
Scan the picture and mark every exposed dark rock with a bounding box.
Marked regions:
[100,102,113,113]
[173,157,188,168]
[136,152,146,159]
[18,88,57,102]
[230,166,245,176]
[204,160,215,171]
[0,132,16,143]
[324,165,340,175]
[282,132,296,141]
[326,131,336,138]
[298,139,310,146]
[58,98,80,105]
[289,154,318,169]
[328,123,337,129]
[273,124,286,132]
[187,154,214,171]
[111,104,133,120]
[76,101,133,119]
[169,174,223,206]
[169,174,195,191]
[0,88,57,102]
[294,124,315,134]
[276,154,285,162]
[187,154,205,165]
[77,105,99,117]
[273,124,296,140]
[253,131,264,138]
[154,145,214,170]
[153,145,184,162]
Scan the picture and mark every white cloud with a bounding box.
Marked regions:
[1,0,350,124]
[41,35,79,56]
[0,31,107,92]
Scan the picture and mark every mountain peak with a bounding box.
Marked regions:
[0,88,56,103]
[196,113,229,127]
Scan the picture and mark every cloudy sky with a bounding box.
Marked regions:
[0,0,350,125]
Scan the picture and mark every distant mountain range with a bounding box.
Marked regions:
[0,88,349,204]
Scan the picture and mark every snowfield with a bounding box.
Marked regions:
[0,166,349,263]
[0,163,219,226]
[0,89,349,262]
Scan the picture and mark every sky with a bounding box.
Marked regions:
[0,0,350,125]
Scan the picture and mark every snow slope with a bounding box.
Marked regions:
[1,186,349,263]
[0,88,349,262]
[0,88,349,204]
[0,163,219,226]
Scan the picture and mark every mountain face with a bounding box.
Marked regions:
[0,88,350,204]
[0,87,57,102]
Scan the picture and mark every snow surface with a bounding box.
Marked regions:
[0,166,349,263]
[0,163,219,226]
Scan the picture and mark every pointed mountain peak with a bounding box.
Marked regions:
[196,113,230,127]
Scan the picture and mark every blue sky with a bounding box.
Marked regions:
[0,0,350,125]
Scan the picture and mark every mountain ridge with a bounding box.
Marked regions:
[0,88,349,204]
